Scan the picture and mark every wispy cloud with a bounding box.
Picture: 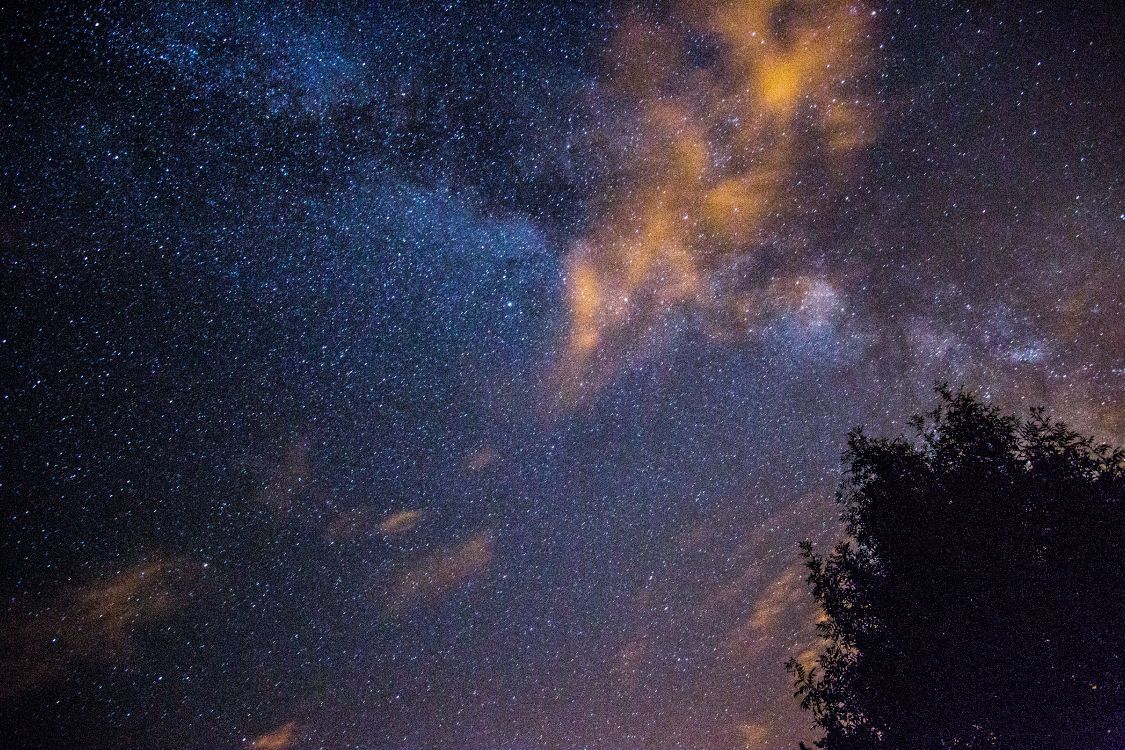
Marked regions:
[378,509,424,537]
[249,721,300,750]
[1,555,200,698]
[384,531,495,615]
[554,0,877,404]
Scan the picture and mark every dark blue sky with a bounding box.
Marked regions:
[3,2,1123,749]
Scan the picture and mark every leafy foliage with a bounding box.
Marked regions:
[789,387,1125,749]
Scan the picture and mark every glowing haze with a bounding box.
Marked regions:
[559,0,876,400]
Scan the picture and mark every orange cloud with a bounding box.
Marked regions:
[0,555,199,698]
[554,0,877,403]
[385,531,495,614]
[250,721,300,750]
[724,563,810,659]
[737,721,771,749]
[378,509,423,536]
[465,444,500,471]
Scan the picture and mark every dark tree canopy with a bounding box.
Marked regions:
[789,388,1125,749]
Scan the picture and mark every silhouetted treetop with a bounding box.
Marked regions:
[789,387,1125,749]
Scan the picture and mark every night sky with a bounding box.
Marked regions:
[2,1,1123,749]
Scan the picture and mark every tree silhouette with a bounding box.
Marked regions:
[788,387,1125,749]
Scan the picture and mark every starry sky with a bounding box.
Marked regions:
[2,1,1123,749]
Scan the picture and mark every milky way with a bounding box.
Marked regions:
[3,2,1123,749]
